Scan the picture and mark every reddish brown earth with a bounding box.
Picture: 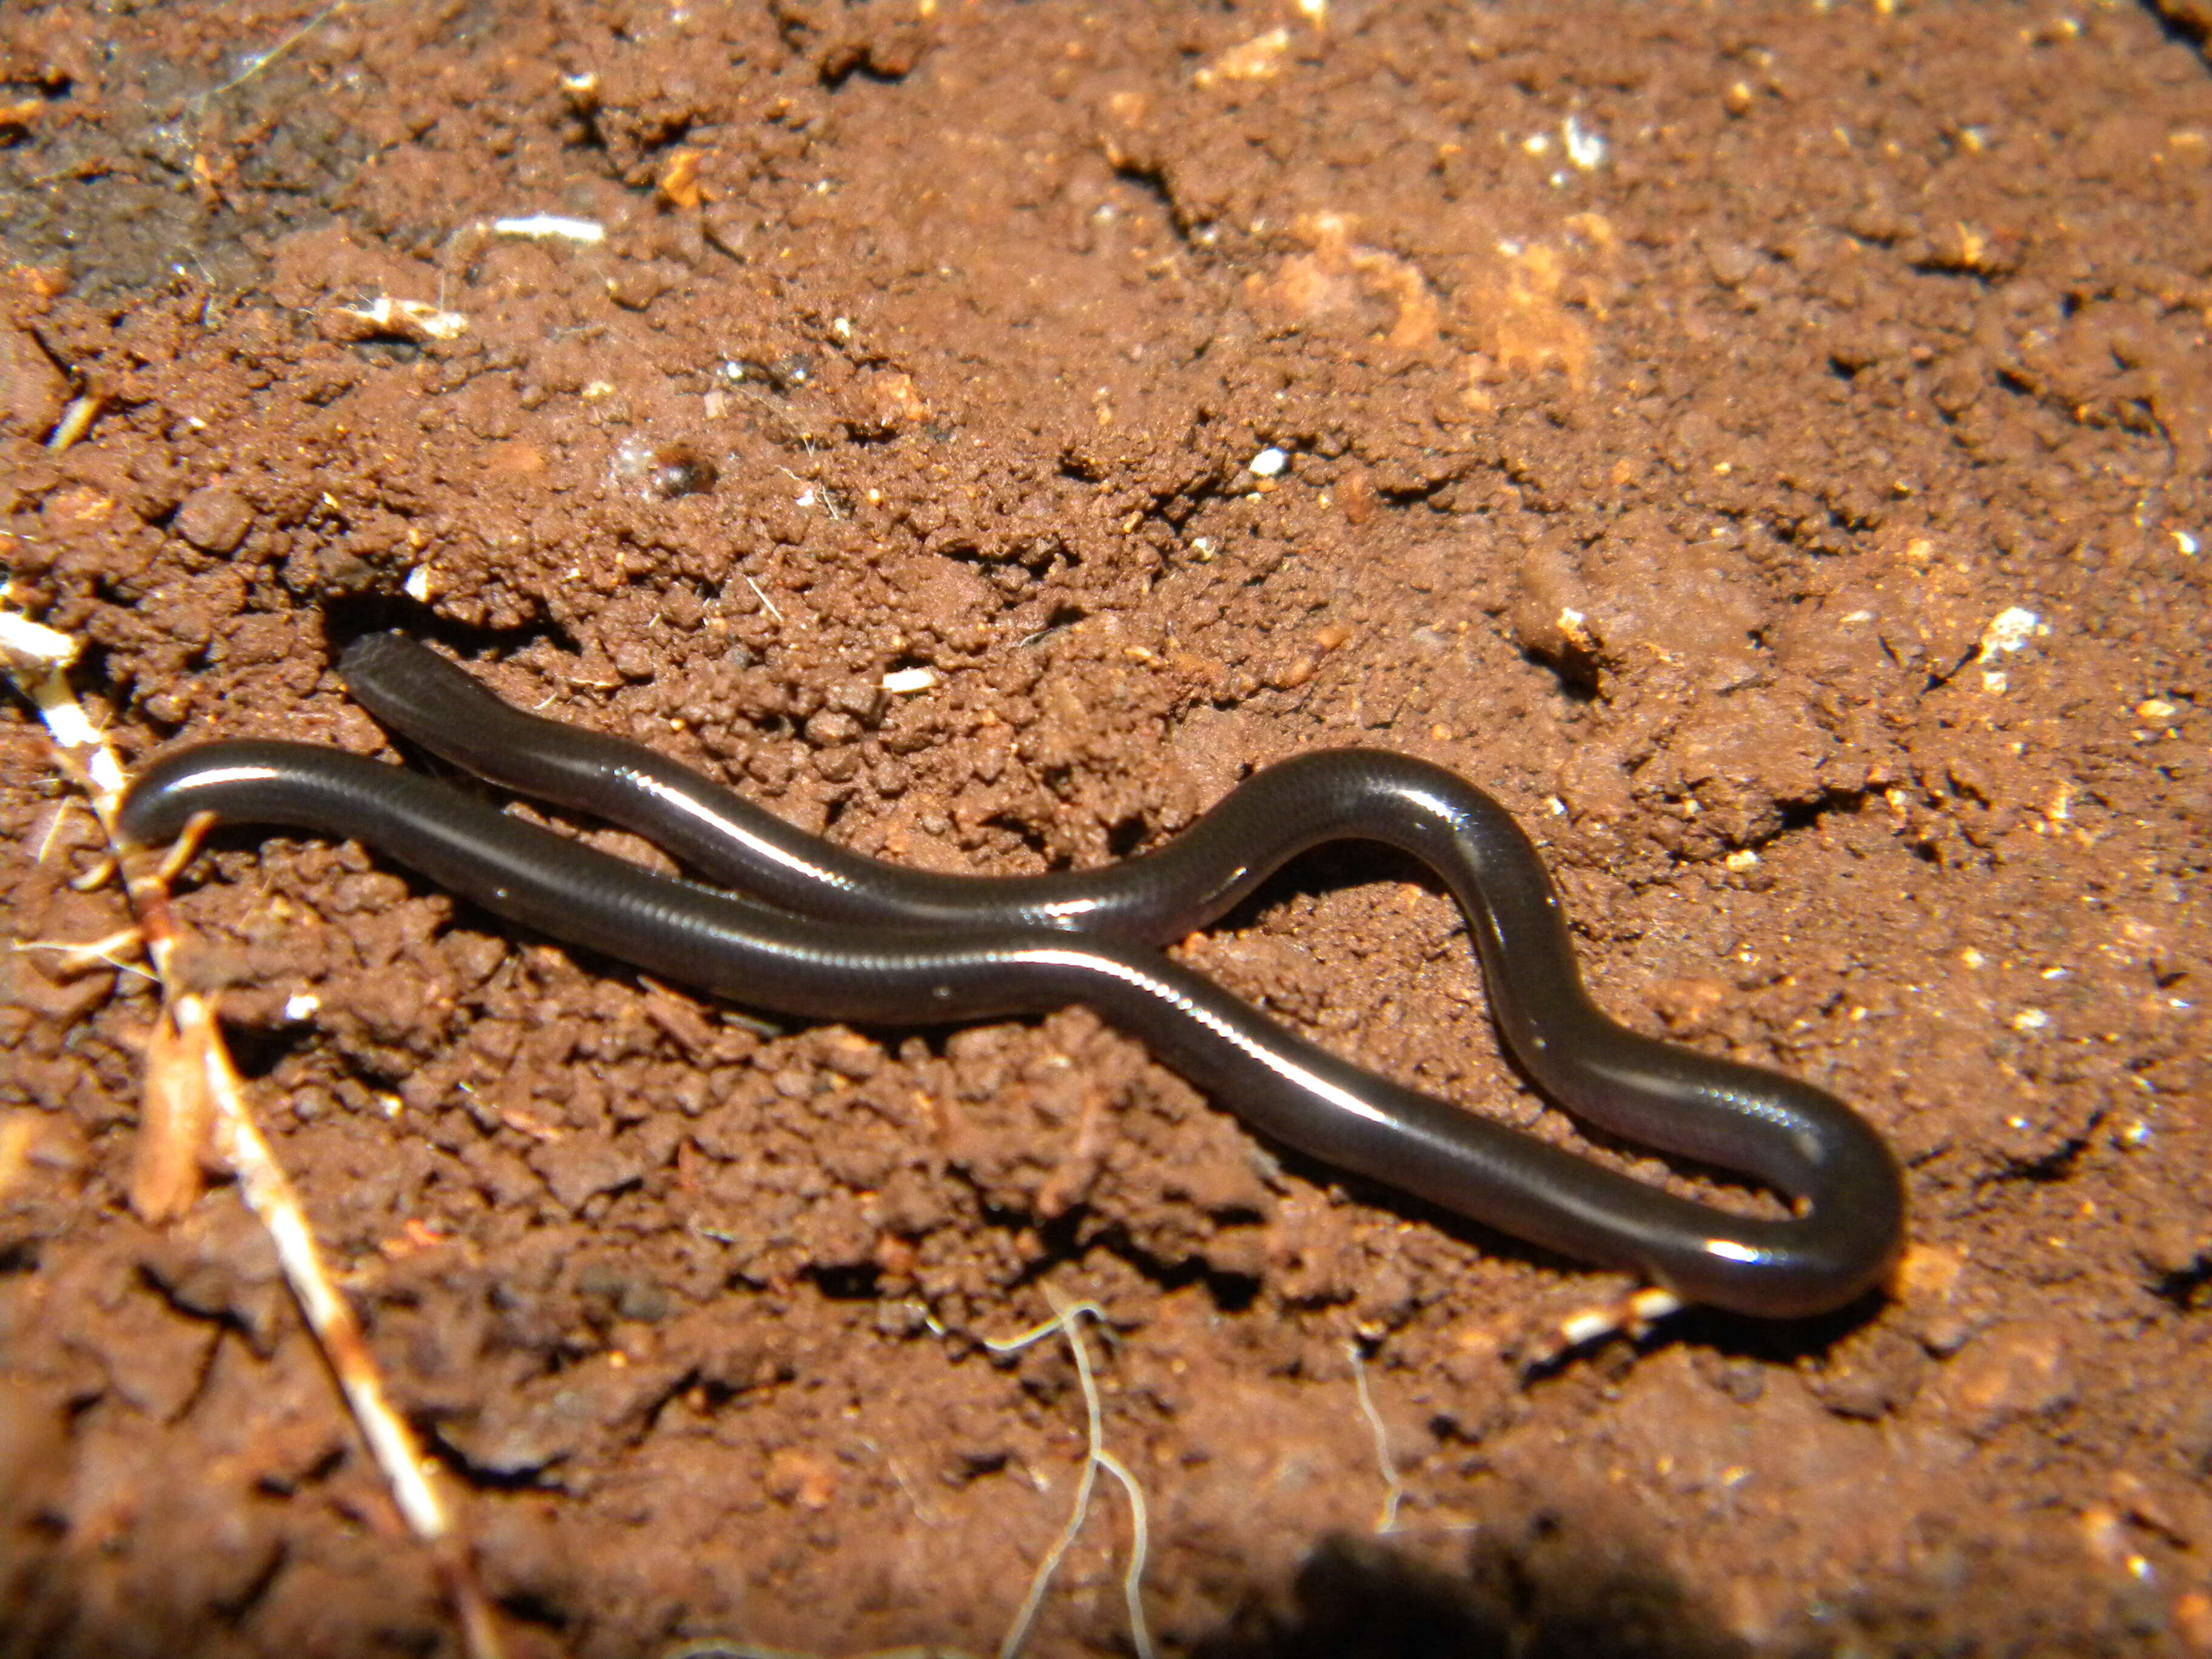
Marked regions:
[3,2,2211,1655]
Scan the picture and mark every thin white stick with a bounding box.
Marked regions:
[198,0,347,101]
[8,931,156,979]
[743,572,786,624]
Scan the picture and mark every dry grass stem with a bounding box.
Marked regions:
[1,602,508,1659]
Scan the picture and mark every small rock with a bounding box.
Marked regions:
[0,325,67,440]
[1667,689,1832,813]
[528,1129,646,1213]
[805,709,862,746]
[1810,1327,1928,1419]
[846,369,929,436]
[1931,1317,2074,1437]
[763,1446,837,1509]
[174,485,254,554]
[1506,535,1595,663]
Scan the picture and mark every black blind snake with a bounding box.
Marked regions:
[114,632,1906,1318]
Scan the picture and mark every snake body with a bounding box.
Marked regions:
[114,634,1906,1317]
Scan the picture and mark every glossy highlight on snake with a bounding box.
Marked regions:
[115,632,1906,1317]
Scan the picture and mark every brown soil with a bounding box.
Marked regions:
[4,2,2210,1655]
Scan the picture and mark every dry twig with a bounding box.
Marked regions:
[0,602,506,1659]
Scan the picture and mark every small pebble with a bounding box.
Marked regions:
[173,486,254,554]
[0,325,67,440]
